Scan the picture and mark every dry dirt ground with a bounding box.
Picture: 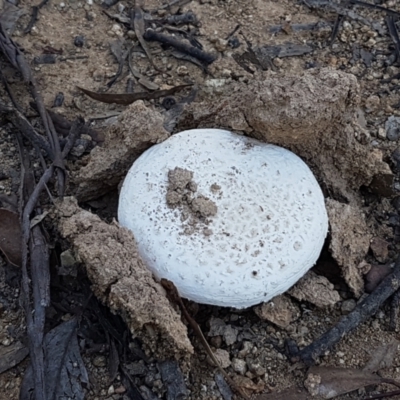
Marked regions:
[3,0,400,399]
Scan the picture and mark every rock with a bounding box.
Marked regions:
[208,317,238,345]
[238,341,254,359]
[231,358,247,375]
[288,271,341,308]
[341,299,356,314]
[223,325,238,346]
[365,264,392,293]
[249,363,266,377]
[178,68,390,203]
[71,101,170,202]
[365,95,380,112]
[56,197,193,359]
[386,116,400,141]
[59,249,78,277]
[368,173,395,197]
[207,349,231,368]
[92,355,107,367]
[232,375,265,393]
[326,199,371,296]
[370,237,390,263]
[254,295,299,328]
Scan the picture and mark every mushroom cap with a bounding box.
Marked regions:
[118,129,328,308]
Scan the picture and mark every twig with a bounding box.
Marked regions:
[143,29,217,65]
[386,14,400,63]
[328,14,344,47]
[24,0,49,34]
[298,256,400,365]
[61,117,85,158]
[362,388,400,399]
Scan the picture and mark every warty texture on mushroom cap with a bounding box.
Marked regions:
[118,129,329,309]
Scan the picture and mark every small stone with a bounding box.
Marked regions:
[92,355,107,367]
[209,335,222,348]
[231,358,247,375]
[386,116,400,141]
[365,95,380,112]
[288,271,340,308]
[304,372,321,396]
[365,264,392,293]
[114,386,126,394]
[370,237,390,263]
[107,385,114,395]
[111,24,123,37]
[273,58,283,68]
[341,299,356,315]
[223,325,238,345]
[74,35,85,47]
[254,295,299,328]
[238,341,253,358]
[249,363,266,376]
[176,65,188,76]
[214,38,228,52]
[127,30,137,39]
[207,349,231,368]
[377,127,386,139]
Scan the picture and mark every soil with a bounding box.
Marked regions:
[2,0,400,399]
[166,166,218,236]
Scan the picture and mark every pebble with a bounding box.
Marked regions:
[370,237,389,263]
[249,363,266,376]
[92,355,107,367]
[214,39,228,52]
[386,116,400,141]
[231,358,247,375]
[74,35,85,47]
[208,349,231,368]
[176,65,188,76]
[273,58,283,68]
[238,341,253,358]
[365,95,380,112]
[127,30,137,39]
[341,299,356,315]
[107,385,114,395]
[111,24,124,37]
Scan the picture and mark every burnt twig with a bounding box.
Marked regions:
[386,14,400,63]
[143,28,216,65]
[328,14,344,47]
[24,0,49,34]
[298,256,400,365]
[61,117,85,159]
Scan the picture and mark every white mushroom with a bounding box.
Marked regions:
[118,129,328,308]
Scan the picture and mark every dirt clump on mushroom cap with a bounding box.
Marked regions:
[166,167,218,236]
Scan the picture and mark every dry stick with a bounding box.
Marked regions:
[161,279,251,400]
[298,255,400,365]
[386,14,400,63]
[19,162,55,400]
[143,29,217,65]
[363,389,400,399]
[24,0,49,34]
[61,117,85,159]
[132,3,163,74]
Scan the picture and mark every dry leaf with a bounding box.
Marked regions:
[77,84,191,105]
[254,386,309,400]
